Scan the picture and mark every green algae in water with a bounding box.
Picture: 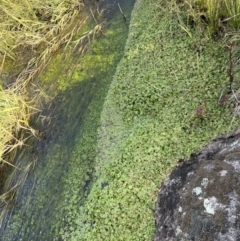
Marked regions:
[40,3,131,92]
[1,0,135,240]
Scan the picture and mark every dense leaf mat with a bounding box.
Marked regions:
[80,0,238,240]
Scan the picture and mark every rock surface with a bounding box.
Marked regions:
[154,132,240,241]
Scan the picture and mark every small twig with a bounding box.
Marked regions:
[90,7,98,25]
[89,8,104,36]
[225,43,240,107]
[222,13,240,23]
[0,51,6,74]
[218,89,224,104]
[227,43,234,91]
[118,3,127,23]
[231,88,239,104]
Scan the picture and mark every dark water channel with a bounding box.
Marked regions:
[0,0,135,240]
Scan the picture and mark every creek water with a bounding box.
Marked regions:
[0,0,135,240]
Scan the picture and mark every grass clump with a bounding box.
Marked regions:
[179,0,240,34]
[0,87,31,166]
[0,0,101,159]
[0,0,85,61]
[175,0,240,118]
[0,86,33,220]
[0,0,104,92]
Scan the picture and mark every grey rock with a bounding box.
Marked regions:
[154,133,240,241]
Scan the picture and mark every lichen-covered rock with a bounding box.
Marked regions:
[154,132,240,241]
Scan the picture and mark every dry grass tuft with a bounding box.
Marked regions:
[178,0,240,34]
[0,87,32,165]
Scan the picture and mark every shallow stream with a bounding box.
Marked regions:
[0,0,135,240]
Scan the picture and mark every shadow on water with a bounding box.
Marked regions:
[0,0,135,240]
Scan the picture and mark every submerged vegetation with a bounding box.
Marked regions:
[0,0,105,226]
[0,0,102,147]
[1,0,240,239]
[0,0,96,166]
[0,1,135,239]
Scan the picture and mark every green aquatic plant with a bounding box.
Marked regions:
[0,0,135,239]
[77,0,239,240]
[1,0,239,240]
